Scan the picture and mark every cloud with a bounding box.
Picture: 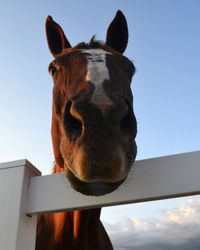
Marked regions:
[102,198,200,250]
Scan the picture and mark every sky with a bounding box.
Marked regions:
[0,0,200,249]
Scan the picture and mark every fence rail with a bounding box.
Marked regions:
[1,151,200,250]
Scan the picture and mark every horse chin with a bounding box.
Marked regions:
[64,167,126,196]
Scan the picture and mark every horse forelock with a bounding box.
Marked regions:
[60,37,120,56]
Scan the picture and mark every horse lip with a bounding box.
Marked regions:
[65,168,126,196]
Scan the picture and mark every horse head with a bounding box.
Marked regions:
[45,10,137,196]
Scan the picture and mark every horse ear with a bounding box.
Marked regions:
[106,10,128,54]
[45,16,71,57]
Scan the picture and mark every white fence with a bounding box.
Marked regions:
[0,151,200,250]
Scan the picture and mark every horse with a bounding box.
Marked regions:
[36,10,137,250]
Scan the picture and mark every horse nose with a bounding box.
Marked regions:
[63,100,83,140]
[63,98,137,141]
[119,99,137,139]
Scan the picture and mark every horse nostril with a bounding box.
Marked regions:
[63,101,83,140]
[120,100,137,138]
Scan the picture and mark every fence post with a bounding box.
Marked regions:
[0,160,41,250]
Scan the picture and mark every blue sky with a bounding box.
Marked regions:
[0,0,200,249]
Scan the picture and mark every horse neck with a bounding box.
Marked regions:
[36,164,107,250]
[52,163,102,240]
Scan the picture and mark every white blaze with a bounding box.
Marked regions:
[81,49,113,110]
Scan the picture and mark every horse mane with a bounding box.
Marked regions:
[73,36,120,54]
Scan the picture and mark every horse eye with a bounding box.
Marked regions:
[49,65,58,77]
